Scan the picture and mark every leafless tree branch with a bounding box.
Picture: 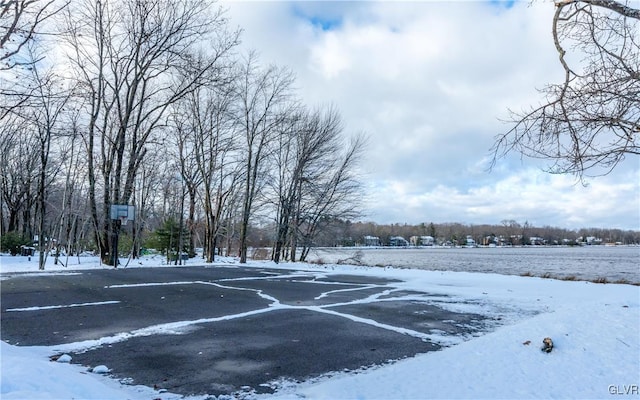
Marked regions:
[492,0,639,179]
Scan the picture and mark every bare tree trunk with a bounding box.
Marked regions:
[186,185,197,258]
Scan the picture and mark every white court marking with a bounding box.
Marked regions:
[5,301,121,312]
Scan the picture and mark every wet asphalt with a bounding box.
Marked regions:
[1,265,490,397]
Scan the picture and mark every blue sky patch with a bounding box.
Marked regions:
[308,15,342,31]
[291,4,344,31]
[488,0,516,9]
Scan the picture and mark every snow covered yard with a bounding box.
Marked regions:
[1,254,639,399]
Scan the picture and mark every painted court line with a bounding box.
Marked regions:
[5,301,121,312]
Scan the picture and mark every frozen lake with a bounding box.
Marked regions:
[306,246,640,284]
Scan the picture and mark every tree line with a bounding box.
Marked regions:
[0,0,365,267]
[305,220,640,247]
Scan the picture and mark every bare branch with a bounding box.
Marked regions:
[1,0,68,70]
[556,0,640,20]
[493,0,639,179]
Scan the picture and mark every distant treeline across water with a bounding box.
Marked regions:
[308,245,640,285]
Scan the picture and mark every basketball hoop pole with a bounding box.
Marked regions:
[111,218,121,268]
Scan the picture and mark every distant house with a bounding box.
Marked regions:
[388,236,409,247]
[510,234,523,245]
[409,236,435,246]
[464,235,477,248]
[483,235,498,246]
[585,236,603,245]
[363,235,381,246]
[529,236,545,245]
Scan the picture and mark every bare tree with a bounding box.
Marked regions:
[198,87,239,262]
[0,38,72,269]
[270,105,361,263]
[172,117,202,259]
[233,52,295,263]
[270,110,303,263]
[52,114,89,264]
[500,219,521,245]
[24,63,71,269]
[167,61,242,262]
[0,112,38,236]
[492,0,639,178]
[296,133,366,262]
[130,149,166,257]
[62,0,238,265]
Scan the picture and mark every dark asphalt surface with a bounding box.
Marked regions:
[1,265,490,397]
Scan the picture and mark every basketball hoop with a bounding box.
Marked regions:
[111,204,134,227]
[109,204,135,267]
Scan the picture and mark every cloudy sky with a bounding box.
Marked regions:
[220,0,639,231]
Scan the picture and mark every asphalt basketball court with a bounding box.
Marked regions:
[1,265,489,397]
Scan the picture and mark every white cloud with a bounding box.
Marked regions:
[363,168,640,229]
[221,0,640,230]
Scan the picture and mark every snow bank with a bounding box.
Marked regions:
[0,341,173,400]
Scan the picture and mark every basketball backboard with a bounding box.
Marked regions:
[110,204,135,224]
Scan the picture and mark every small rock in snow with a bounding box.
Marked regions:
[541,337,554,353]
[91,365,110,374]
[56,354,72,363]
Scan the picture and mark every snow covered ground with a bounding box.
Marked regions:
[1,254,639,399]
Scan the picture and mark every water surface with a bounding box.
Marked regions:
[307,246,640,284]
